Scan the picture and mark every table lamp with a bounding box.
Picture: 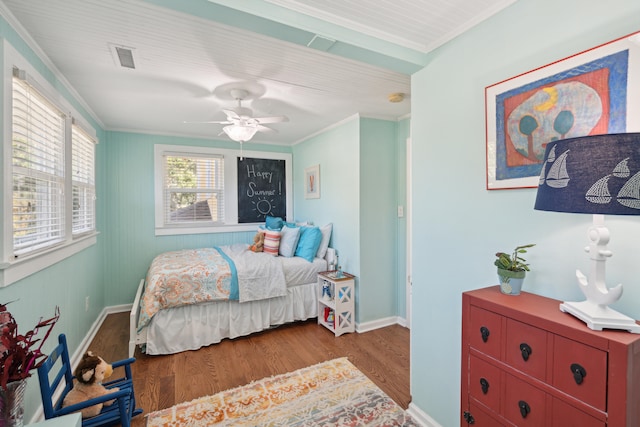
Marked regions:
[534,132,640,333]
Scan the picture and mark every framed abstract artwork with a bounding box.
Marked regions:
[304,164,320,199]
[486,30,640,190]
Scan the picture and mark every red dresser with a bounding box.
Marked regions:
[461,286,640,426]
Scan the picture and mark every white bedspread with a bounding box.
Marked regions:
[223,244,288,303]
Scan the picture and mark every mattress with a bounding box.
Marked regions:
[280,256,328,287]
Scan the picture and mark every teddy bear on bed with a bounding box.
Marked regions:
[62,351,119,418]
[249,231,265,252]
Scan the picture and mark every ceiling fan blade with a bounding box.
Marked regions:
[223,109,240,120]
[255,115,289,124]
[183,120,232,124]
[257,124,277,133]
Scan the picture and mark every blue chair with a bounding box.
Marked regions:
[37,334,142,427]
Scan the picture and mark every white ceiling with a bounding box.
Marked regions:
[0,0,516,145]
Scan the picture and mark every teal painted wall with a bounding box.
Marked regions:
[103,132,292,305]
[293,116,404,323]
[395,118,409,319]
[410,1,640,425]
[0,16,107,420]
[292,117,361,308]
[359,118,398,322]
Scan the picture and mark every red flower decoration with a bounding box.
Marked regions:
[0,302,59,389]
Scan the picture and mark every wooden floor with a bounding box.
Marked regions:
[88,312,411,426]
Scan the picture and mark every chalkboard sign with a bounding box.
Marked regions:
[237,157,287,223]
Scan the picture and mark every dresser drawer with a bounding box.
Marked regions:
[469,305,502,359]
[552,334,607,410]
[467,401,507,426]
[550,398,605,427]
[469,354,502,409]
[505,318,547,381]
[504,373,546,426]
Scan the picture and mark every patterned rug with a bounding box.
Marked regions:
[145,357,418,426]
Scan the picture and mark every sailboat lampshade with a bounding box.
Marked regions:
[534,132,640,333]
[534,133,640,215]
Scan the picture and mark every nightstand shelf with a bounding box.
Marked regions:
[317,271,355,336]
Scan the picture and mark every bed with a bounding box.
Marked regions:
[129,242,330,356]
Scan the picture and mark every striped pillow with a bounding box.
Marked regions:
[263,230,281,256]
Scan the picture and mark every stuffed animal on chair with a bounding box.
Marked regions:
[62,351,119,418]
[249,231,265,252]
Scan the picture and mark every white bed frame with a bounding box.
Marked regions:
[129,279,147,358]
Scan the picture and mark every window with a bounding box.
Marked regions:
[163,153,224,225]
[155,144,292,235]
[12,71,66,256]
[71,123,96,235]
[1,48,98,287]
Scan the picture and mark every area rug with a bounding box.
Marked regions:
[145,357,418,426]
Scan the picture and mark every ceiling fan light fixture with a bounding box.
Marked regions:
[223,124,258,142]
[388,92,405,103]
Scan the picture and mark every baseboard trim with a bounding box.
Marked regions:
[108,303,133,314]
[407,402,443,427]
[357,315,406,333]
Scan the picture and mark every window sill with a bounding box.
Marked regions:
[156,224,259,236]
[0,232,98,287]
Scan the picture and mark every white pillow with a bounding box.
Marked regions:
[279,225,301,257]
[315,223,333,259]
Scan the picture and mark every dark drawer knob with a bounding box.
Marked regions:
[480,377,489,394]
[571,363,587,385]
[480,326,490,343]
[520,343,532,361]
[463,411,475,424]
[518,400,531,418]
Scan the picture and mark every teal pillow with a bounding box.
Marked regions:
[265,215,284,231]
[294,226,322,262]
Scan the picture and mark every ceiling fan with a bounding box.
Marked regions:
[188,89,289,143]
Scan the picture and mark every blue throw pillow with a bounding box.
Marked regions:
[294,226,322,262]
[265,215,284,231]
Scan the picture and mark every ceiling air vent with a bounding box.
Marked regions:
[108,43,137,69]
[307,35,336,52]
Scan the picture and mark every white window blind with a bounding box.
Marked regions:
[163,153,224,225]
[71,123,96,235]
[12,73,66,256]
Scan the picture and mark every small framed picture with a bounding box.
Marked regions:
[304,164,320,199]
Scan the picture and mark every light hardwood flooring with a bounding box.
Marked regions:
[87,313,411,426]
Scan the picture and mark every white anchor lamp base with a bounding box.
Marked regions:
[559,215,640,333]
[560,300,640,333]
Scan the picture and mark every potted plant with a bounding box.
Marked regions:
[494,244,535,295]
[0,302,59,426]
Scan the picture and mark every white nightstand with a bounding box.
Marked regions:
[317,271,355,336]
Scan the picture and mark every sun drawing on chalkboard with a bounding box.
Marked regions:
[252,197,275,217]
